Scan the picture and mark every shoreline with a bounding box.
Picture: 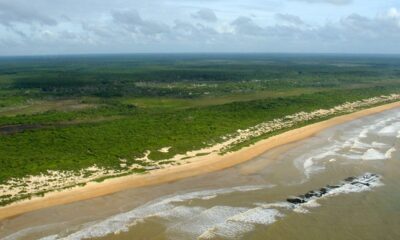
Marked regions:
[1,101,400,220]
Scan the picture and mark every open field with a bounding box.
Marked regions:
[1,54,400,206]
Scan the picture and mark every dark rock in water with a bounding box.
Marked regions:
[287,197,306,204]
[305,191,316,198]
[345,176,356,182]
[351,181,362,185]
[355,181,370,186]
[314,191,323,197]
[319,187,328,194]
[304,190,323,198]
[284,174,379,207]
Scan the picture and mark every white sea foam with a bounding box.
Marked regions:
[341,153,363,160]
[257,202,293,209]
[198,207,283,239]
[292,108,400,179]
[371,142,389,148]
[156,205,205,220]
[326,175,383,196]
[342,140,353,148]
[359,129,369,138]
[370,118,393,131]
[290,198,321,213]
[303,158,314,169]
[3,223,61,240]
[378,123,400,137]
[38,185,270,240]
[198,221,254,240]
[349,149,363,154]
[385,147,396,159]
[295,130,388,177]
[301,199,321,208]
[294,109,399,178]
[228,208,283,225]
[200,195,218,200]
[351,139,371,149]
[38,236,58,240]
[165,206,249,239]
[302,156,326,178]
[362,149,387,161]
[296,147,337,178]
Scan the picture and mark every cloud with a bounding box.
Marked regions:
[275,13,304,26]
[231,16,264,35]
[0,1,400,55]
[387,7,400,19]
[0,2,57,26]
[289,0,352,5]
[172,20,218,43]
[192,8,218,22]
[112,10,169,35]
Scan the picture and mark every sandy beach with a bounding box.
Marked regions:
[1,101,400,221]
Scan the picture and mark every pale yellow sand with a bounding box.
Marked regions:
[0,101,399,220]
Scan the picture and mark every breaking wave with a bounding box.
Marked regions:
[36,173,382,240]
[35,185,271,240]
[294,111,400,178]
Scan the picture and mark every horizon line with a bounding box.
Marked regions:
[1,52,400,58]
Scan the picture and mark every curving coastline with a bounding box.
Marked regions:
[0,101,400,220]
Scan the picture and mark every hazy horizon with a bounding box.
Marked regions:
[2,52,400,59]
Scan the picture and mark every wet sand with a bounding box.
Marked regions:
[1,104,400,239]
[1,101,400,222]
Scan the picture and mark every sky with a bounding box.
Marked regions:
[0,0,400,56]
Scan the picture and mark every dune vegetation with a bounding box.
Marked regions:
[1,54,400,205]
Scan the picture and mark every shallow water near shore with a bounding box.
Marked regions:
[2,108,400,240]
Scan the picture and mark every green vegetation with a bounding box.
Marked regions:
[1,53,400,184]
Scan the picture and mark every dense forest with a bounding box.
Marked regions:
[1,53,400,184]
